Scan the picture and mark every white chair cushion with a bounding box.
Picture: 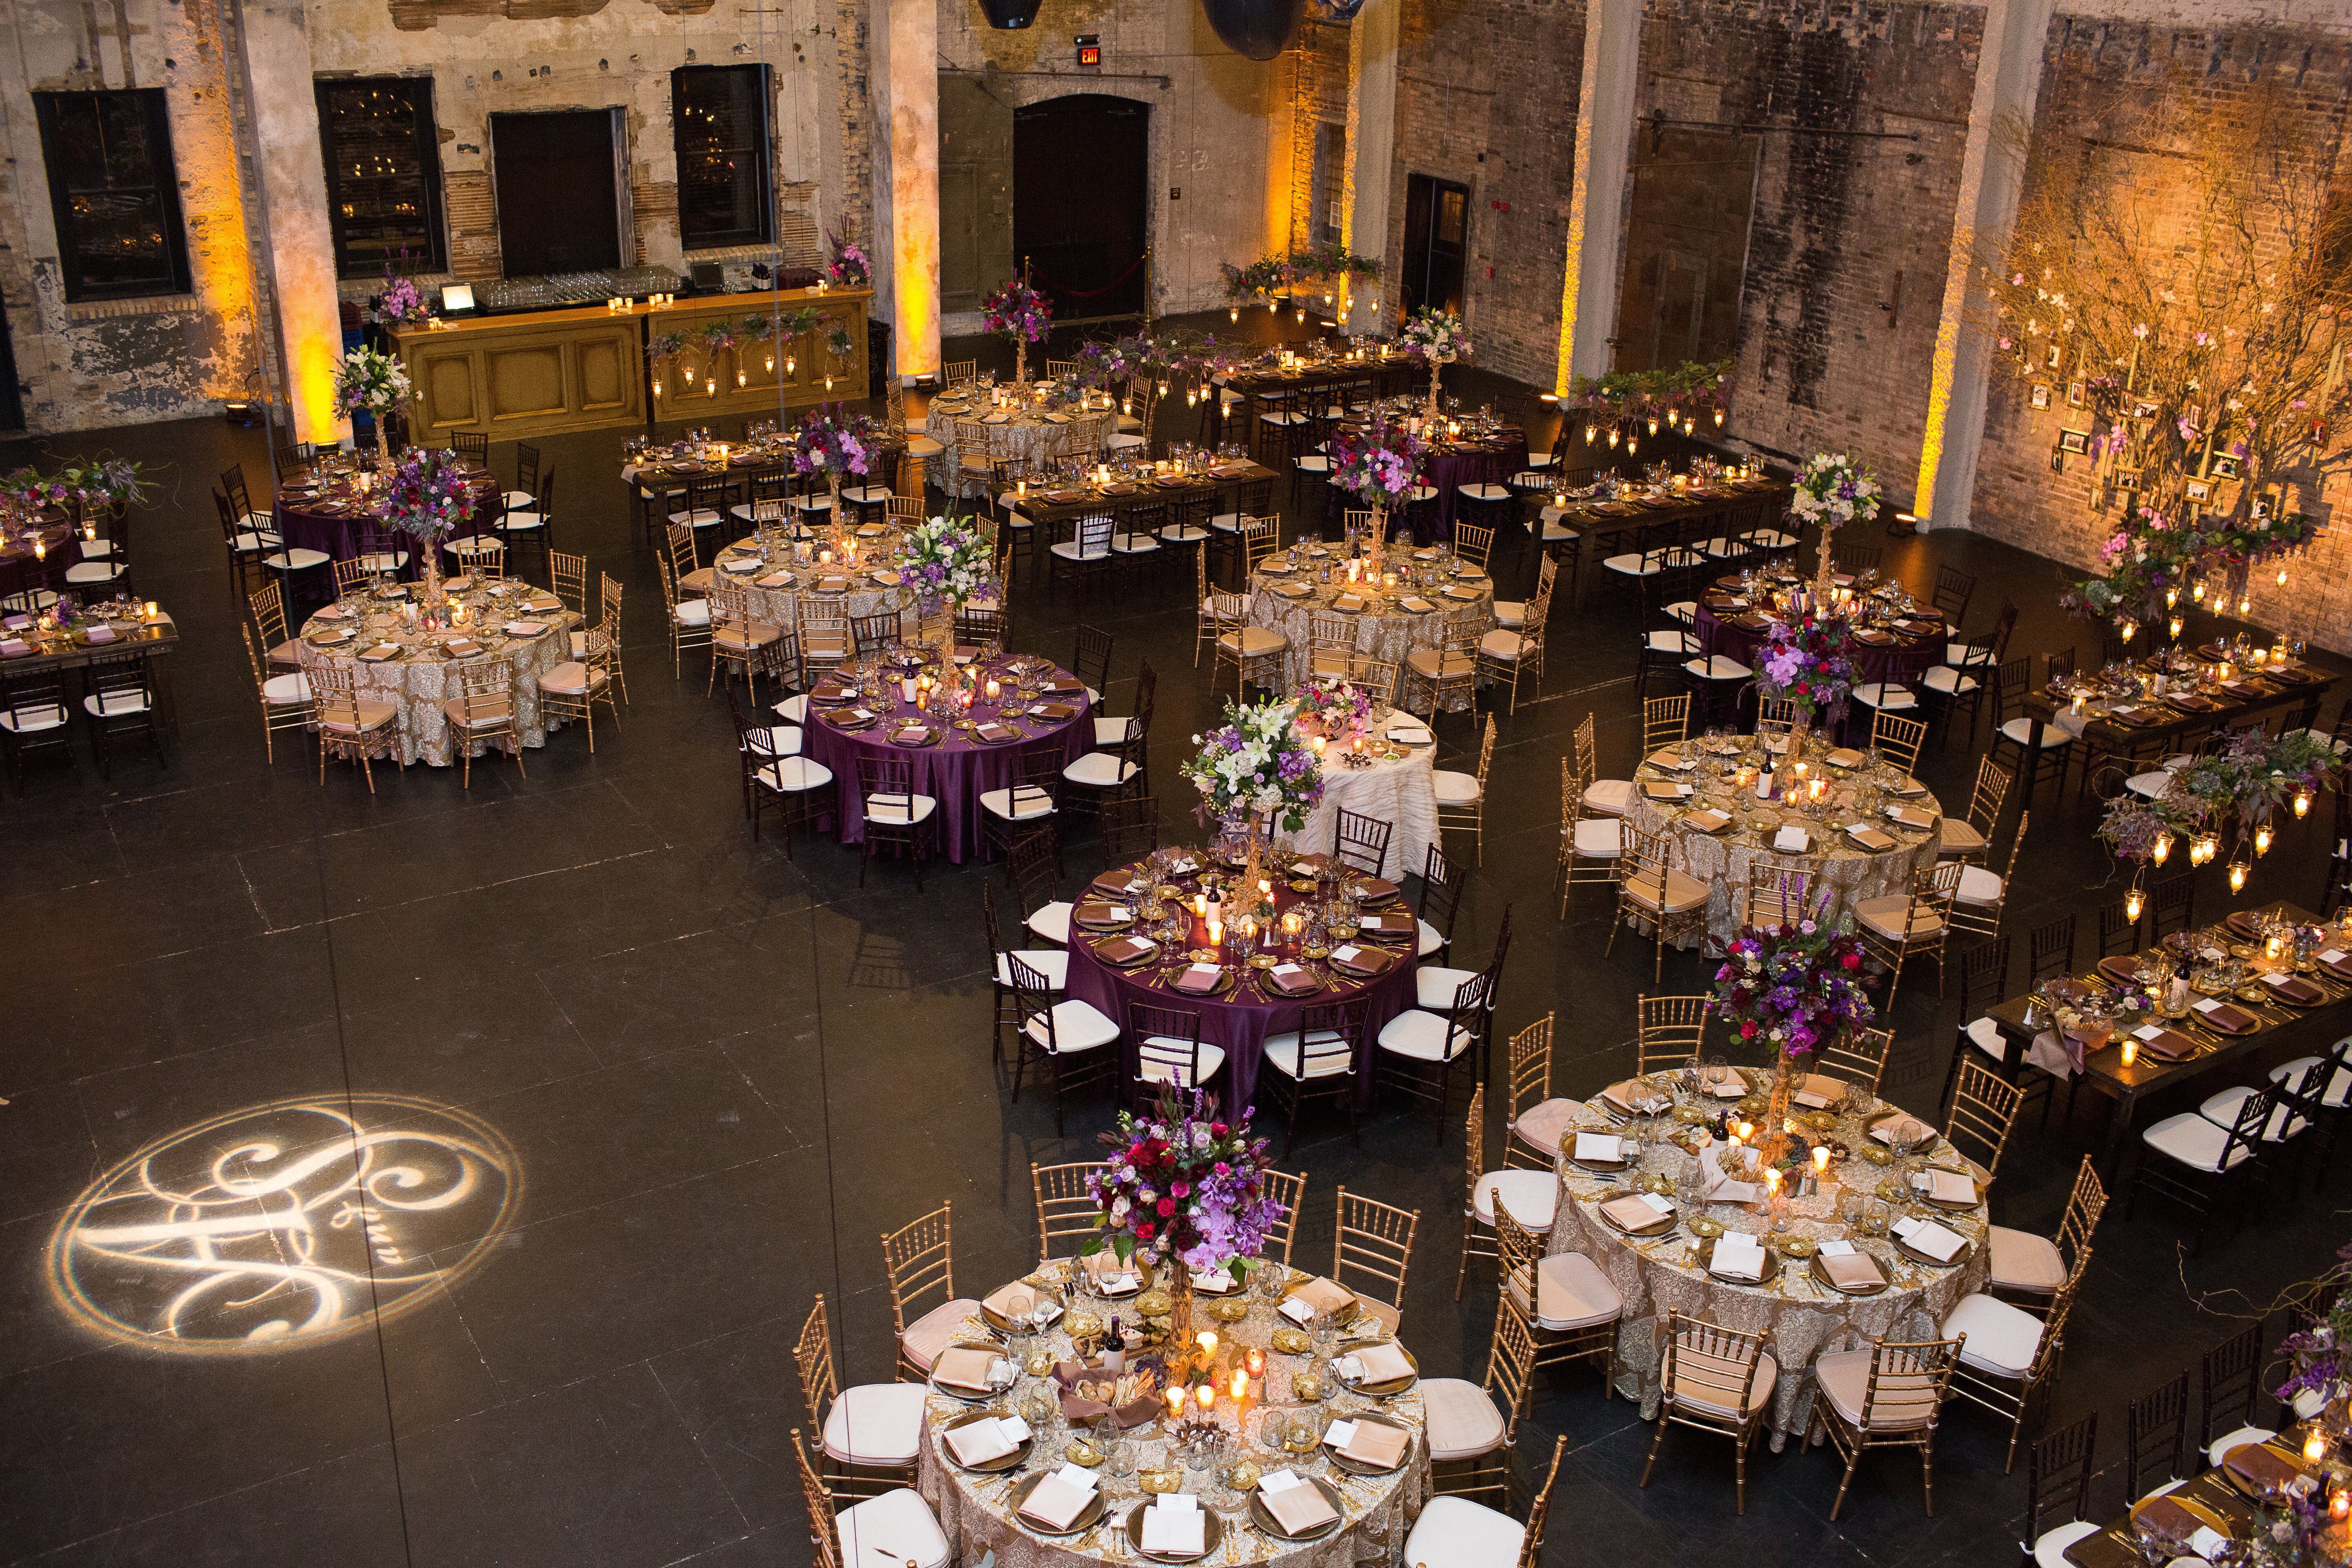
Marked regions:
[1402,1493,1524,1568]
[669,508,724,527]
[1987,1225,2067,1294]
[755,757,833,793]
[1417,918,1447,958]
[864,792,938,825]
[1572,817,1622,857]
[1668,1348,1777,1417]
[1416,965,1480,1012]
[2207,1426,2280,1470]
[1506,1251,1624,1332]
[2143,1110,2254,1172]
[1584,777,1635,816]
[1376,1008,1475,1063]
[898,1299,981,1373]
[1472,1170,1557,1232]
[1458,483,1509,502]
[1406,649,1475,679]
[2198,1085,2303,1142]
[1954,864,2005,906]
[84,690,151,716]
[775,694,811,724]
[740,724,803,758]
[1262,1029,1354,1080]
[838,1490,951,1568]
[64,562,128,584]
[2270,1056,2352,1110]
[1664,601,1698,624]
[1137,1040,1227,1085]
[1478,630,1530,662]
[1852,683,1918,710]
[1295,455,1333,473]
[1682,655,1752,681]
[261,672,313,705]
[1051,539,1112,562]
[1625,866,1708,915]
[265,547,332,570]
[996,949,1069,990]
[1419,1378,1507,1462]
[501,510,546,532]
[1939,817,1987,853]
[1920,665,1979,695]
[980,784,1057,821]
[1815,1348,1941,1430]
[1431,769,1481,805]
[0,703,69,733]
[1110,534,1161,555]
[1024,998,1120,1053]
[1026,900,1073,946]
[539,661,612,697]
[1602,553,1660,577]
[822,1381,930,1467]
[1492,600,1526,629]
[2034,1522,2102,1568]
[1942,1292,2045,1378]
[2001,717,2071,749]
[1965,1016,2007,1063]
[1093,716,1138,747]
[673,597,712,626]
[1064,752,1138,788]
[1644,630,1699,655]
[1514,1098,1579,1160]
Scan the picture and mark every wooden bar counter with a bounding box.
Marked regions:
[392,287,872,443]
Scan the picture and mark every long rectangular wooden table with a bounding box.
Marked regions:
[1001,461,1280,541]
[2059,1448,2284,1568]
[1548,482,1793,608]
[2022,659,2336,786]
[1984,900,2352,1169]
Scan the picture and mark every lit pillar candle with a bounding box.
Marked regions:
[1245,1348,1265,1378]
[1230,1367,1249,1399]
[2307,1430,2328,1464]
[1196,1330,1218,1355]
[1812,1145,1831,1176]
[1166,1388,1188,1422]
[1196,1384,1216,1412]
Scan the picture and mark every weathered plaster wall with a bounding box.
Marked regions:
[0,0,263,433]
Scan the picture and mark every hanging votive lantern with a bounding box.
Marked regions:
[2151,832,2173,865]
[2228,858,2250,893]
[2125,882,2145,923]
[2255,823,2274,856]
[2294,788,2314,818]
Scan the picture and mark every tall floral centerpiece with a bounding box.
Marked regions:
[790,403,877,539]
[983,277,1053,388]
[1183,697,1324,912]
[333,346,411,470]
[1399,307,1470,419]
[1080,1088,1284,1352]
[898,512,994,659]
[376,445,473,607]
[1327,413,1428,567]
[1754,611,1859,766]
[1789,452,1882,598]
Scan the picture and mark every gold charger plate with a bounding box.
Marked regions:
[1333,1343,1418,1398]
[1248,1478,1348,1543]
[981,1286,1064,1332]
[1323,1413,1416,1476]
[1893,1232,1973,1269]
[1863,1111,1939,1156]
[1701,1240,1783,1286]
[1277,1278,1361,1327]
[1595,1197,1677,1238]
[941,1408,1035,1473]
[2221,1439,2312,1499]
[2130,1492,2230,1539]
[1123,1500,1224,1562]
[929,1342,1009,1403]
[1809,1253,1891,1296]
[1009,1472,1109,1537]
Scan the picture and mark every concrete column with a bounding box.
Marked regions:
[1557,0,1639,390]
[232,0,346,447]
[1915,0,2052,528]
[1340,0,1398,335]
[879,0,939,384]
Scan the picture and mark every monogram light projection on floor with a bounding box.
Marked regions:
[47,1096,517,1353]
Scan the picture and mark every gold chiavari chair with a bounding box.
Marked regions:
[1807,1333,1966,1517]
[1949,808,2029,944]
[249,580,301,668]
[1755,696,1802,739]
[1031,1161,1107,1264]
[1943,1266,2087,1473]
[1348,654,1399,710]
[239,621,312,764]
[1421,1287,1537,1501]
[1237,513,1283,576]
[1453,521,1495,575]
[1946,1054,2027,1182]
[665,520,706,595]
[942,359,977,388]
[1987,1154,2106,1312]
[791,1428,949,1568]
[332,556,376,599]
[310,662,399,791]
[1872,709,1929,777]
[597,574,630,706]
[1403,1435,1568,1568]
[1495,1198,1620,1384]
[1405,621,1480,721]
[1939,755,2013,863]
[538,601,621,751]
[708,580,783,696]
[1607,822,1709,982]
[953,419,996,498]
[1455,1082,1558,1298]
[1741,852,1814,929]
[1504,1014,1577,1169]
[1307,612,1357,680]
[1192,549,1218,668]
[1814,1024,1893,1095]
[1635,993,1710,1076]
[792,1294,923,1500]
[655,552,714,678]
[1853,859,1962,1005]
[1431,714,1495,863]
[797,599,854,678]
[1476,566,1553,715]
[440,656,524,788]
[886,495,927,528]
[1332,1185,1419,1334]
[1643,692,1691,754]
[550,550,588,613]
[1559,758,1624,914]
[1642,1312,1780,1513]
[1210,589,1287,698]
[1492,552,1556,637]
[1577,709,1636,819]
[880,1201,980,1382]
[1258,1168,1306,1266]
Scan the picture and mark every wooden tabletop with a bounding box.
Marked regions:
[1,616,180,677]
[2062,1435,2307,1568]
[2027,664,2336,749]
[1005,462,1278,528]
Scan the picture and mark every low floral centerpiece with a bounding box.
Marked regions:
[826,225,871,288]
[1399,307,1471,417]
[789,403,877,528]
[1080,1088,1284,1351]
[376,445,474,605]
[376,274,427,326]
[1181,697,1325,840]
[1290,675,1376,748]
[332,346,412,468]
[983,277,1053,386]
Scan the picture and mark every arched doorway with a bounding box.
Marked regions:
[1013,95,1149,321]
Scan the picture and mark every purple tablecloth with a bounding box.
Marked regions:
[1061,862,1421,1110]
[803,658,1092,863]
[1695,602,1943,742]
[1330,437,1529,543]
[272,469,503,567]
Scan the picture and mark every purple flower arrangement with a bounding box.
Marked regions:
[1711,893,1876,1058]
[1327,414,1429,510]
[378,275,426,325]
[826,226,871,288]
[1180,697,1325,834]
[789,403,875,481]
[982,280,1053,345]
[1082,1088,1285,1272]
[376,447,473,544]
[1290,676,1375,744]
[1755,614,1859,727]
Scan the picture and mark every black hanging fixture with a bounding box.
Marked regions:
[1200,0,1305,60]
[976,0,1043,29]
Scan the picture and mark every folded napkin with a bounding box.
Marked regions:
[1710,1232,1766,1282]
[1356,912,1417,938]
[1278,1277,1356,1324]
[2323,949,2352,980]
[1643,780,1693,802]
[1912,1169,1978,1207]
[1646,750,1699,772]
[1258,1471,1337,1535]
[1035,702,1080,721]
[2192,997,2259,1033]
[1397,596,1437,614]
[933,1346,1011,1393]
[982,1281,1062,1324]
[1599,1192,1676,1232]
[1327,1418,1411,1469]
[1096,935,1158,966]
[2263,972,2324,1005]
[1043,676,1085,694]
[1352,877,1400,902]
[82,624,116,644]
[523,595,564,612]
[0,638,27,657]
[2136,1496,2205,1544]
[870,568,903,586]
[1846,824,1898,852]
[1871,1112,1934,1149]
[2,615,28,630]
[977,722,1018,743]
[1141,1496,1205,1557]
[1331,593,1366,613]
[1573,1131,1624,1165]
[817,576,850,594]
[360,643,403,662]
[1174,963,1222,995]
[1792,1073,1845,1109]
[1266,962,1319,998]
[1019,1466,1100,1531]
[1824,747,1867,768]
[2224,1440,2305,1494]
[1816,1243,1886,1291]
[1684,808,1733,834]
[1273,582,1312,599]
[1892,1216,1966,1262]
[1344,1341,1413,1385]
[946,1414,1031,1467]
[1441,586,1481,602]
[1601,1079,1670,1116]
[503,620,546,637]
[2127,1023,2197,1062]
[1073,902,1133,931]
[1079,1252,1141,1294]
[1886,805,1937,831]
[1704,1065,1748,1098]
[722,557,762,573]
[1774,825,1811,853]
[443,639,483,659]
[1387,722,1433,745]
[1327,944,1391,976]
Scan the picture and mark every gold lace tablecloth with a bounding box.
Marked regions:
[927,405,1115,497]
[1627,741,1945,946]
[710,527,917,630]
[1542,1081,1989,1449]
[295,580,581,768]
[1274,713,1440,883]
[918,1260,1428,1568]
[1247,549,1494,714]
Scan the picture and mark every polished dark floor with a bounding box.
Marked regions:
[2,337,2346,1568]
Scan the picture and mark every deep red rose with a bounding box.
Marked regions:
[1137,1222,1156,1239]
[1157,1198,1176,1216]
[1740,1021,1757,1039]
[1211,1123,1228,1136]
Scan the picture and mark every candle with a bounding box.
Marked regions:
[1196,1385,1216,1411]
[1312,735,1326,757]
[2307,1430,2329,1464]
[2332,1489,2348,1524]
[1207,918,1223,947]
[986,679,1001,700]
[1813,1145,1831,1174]
[1765,1167,1782,1194]
[1192,893,1207,918]
[1245,1348,1265,1378]
[819,549,833,566]
[1166,1388,1188,1421]
[1734,1120,1754,1143]
[1196,1330,1218,1356]
[1230,1368,1249,1399]
[2121,1036,2138,1067]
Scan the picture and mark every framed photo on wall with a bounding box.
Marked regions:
[2110,467,2141,491]
[2058,429,2091,454]
[2067,382,2086,408]
[2186,479,2212,503]
[2030,384,2052,410]
[2211,454,2242,479]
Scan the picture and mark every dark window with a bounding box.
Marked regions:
[316,77,445,277]
[672,65,772,249]
[32,89,191,302]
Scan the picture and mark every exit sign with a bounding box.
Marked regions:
[1075,34,1101,66]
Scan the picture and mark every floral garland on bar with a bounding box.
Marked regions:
[1181,697,1325,834]
[1082,1087,1284,1271]
[1567,359,1734,448]
[2061,502,2322,633]
[1711,895,1877,1058]
[1218,242,1380,304]
[825,224,871,288]
[1755,612,1860,729]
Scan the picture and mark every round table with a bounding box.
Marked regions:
[1274,715,1440,884]
[709,524,916,628]
[927,402,1115,497]
[802,651,1092,863]
[1247,546,1494,713]
[1542,1073,1991,1448]
[1628,738,1946,947]
[274,463,503,567]
[919,1258,1430,1568]
[1061,850,1420,1111]
[294,577,580,767]
[1695,578,1945,742]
